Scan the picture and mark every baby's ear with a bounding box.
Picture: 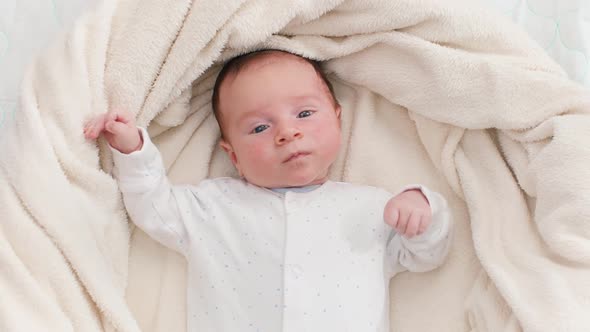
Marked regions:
[219,140,239,166]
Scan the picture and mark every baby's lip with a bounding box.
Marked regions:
[283,151,310,163]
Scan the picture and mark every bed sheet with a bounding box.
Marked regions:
[482,0,589,85]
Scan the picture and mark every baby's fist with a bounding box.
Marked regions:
[384,189,431,238]
[84,109,142,154]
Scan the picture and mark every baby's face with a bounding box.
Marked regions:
[218,56,341,188]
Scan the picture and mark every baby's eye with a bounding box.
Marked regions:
[251,124,269,134]
[297,110,314,118]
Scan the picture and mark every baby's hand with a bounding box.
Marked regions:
[383,189,431,238]
[84,109,143,154]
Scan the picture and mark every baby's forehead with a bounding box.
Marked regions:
[256,52,306,64]
[215,51,335,123]
[235,52,313,77]
[220,56,322,102]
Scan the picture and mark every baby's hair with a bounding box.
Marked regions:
[211,49,339,139]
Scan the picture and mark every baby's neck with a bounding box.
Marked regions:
[269,184,322,194]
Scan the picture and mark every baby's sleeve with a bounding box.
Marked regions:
[110,127,207,255]
[385,185,453,278]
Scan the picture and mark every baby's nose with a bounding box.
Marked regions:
[275,127,303,145]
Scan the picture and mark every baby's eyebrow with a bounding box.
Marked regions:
[236,96,322,125]
[236,110,263,126]
[290,95,321,104]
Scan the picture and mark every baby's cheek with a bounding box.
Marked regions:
[316,125,341,156]
[243,142,272,168]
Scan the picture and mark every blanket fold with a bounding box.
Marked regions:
[1,0,589,331]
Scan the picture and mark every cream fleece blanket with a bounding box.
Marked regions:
[1,0,590,331]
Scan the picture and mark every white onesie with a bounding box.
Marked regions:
[111,128,453,332]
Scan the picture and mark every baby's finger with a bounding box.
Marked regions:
[83,117,98,134]
[417,217,427,235]
[88,117,106,139]
[105,119,129,136]
[83,119,97,138]
[404,212,422,238]
[396,209,409,234]
[417,214,431,235]
[109,108,133,124]
[117,109,133,124]
[387,208,400,228]
[106,109,118,123]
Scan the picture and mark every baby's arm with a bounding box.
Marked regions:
[85,110,202,254]
[383,186,452,277]
[110,128,196,254]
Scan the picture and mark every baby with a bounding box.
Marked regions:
[84,50,452,331]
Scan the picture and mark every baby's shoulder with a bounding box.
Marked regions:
[189,177,248,192]
[328,181,393,199]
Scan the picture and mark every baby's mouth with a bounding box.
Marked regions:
[283,152,310,163]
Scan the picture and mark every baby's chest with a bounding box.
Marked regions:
[192,200,390,269]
